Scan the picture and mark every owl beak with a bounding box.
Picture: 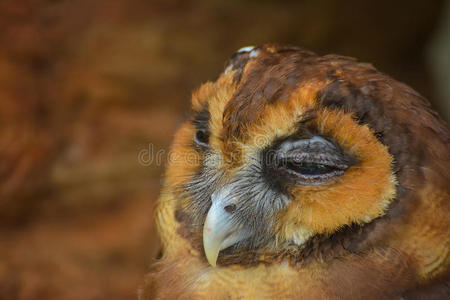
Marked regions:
[203,186,250,267]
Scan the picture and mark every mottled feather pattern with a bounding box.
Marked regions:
[142,44,450,299]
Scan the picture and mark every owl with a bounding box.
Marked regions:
[141,44,449,299]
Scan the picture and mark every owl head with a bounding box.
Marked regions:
[159,44,449,271]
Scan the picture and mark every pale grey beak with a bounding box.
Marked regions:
[203,186,250,267]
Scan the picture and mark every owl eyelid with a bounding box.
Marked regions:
[275,159,347,185]
[283,160,345,174]
[278,136,336,152]
[278,156,347,175]
[282,153,350,171]
[271,136,352,183]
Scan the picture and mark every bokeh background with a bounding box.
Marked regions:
[0,0,449,299]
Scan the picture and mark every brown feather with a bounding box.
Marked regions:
[143,44,450,299]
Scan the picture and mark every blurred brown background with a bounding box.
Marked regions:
[0,0,448,299]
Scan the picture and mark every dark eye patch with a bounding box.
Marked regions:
[191,107,211,149]
[191,107,210,130]
[285,161,341,176]
[194,129,210,147]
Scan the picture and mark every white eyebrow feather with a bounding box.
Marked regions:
[237,46,256,53]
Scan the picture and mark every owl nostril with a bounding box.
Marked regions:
[224,204,236,214]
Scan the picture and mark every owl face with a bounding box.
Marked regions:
[165,45,397,267]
